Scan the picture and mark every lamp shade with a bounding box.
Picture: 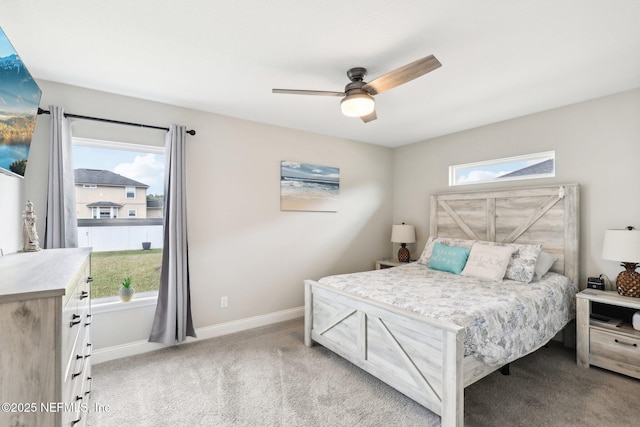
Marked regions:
[340,93,375,117]
[391,224,416,244]
[602,229,640,263]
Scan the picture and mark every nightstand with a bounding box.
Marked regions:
[375,259,411,269]
[576,290,640,379]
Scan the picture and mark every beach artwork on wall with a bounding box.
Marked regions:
[0,26,43,178]
[280,161,339,212]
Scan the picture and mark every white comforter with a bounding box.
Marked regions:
[318,263,578,366]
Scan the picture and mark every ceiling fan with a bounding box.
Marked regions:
[272,54,441,123]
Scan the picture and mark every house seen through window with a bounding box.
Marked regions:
[73,138,165,301]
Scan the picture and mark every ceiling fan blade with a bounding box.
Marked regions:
[272,89,345,96]
[363,55,442,95]
[360,110,377,123]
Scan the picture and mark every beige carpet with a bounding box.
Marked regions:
[87,318,640,427]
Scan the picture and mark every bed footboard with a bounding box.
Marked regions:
[304,279,465,427]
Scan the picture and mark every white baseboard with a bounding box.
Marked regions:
[92,306,304,364]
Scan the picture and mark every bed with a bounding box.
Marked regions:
[303,184,579,427]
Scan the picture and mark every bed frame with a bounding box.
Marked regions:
[304,184,579,427]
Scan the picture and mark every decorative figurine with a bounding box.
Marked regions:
[22,200,41,252]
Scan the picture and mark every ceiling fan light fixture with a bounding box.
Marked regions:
[340,93,375,117]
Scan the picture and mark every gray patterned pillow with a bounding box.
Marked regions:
[482,241,542,283]
[417,236,476,265]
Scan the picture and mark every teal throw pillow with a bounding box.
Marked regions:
[427,242,470,275]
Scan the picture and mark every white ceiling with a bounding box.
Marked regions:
[3,0,640,147]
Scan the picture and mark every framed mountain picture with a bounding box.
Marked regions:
[0,26,43,178]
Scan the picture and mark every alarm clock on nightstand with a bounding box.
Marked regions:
[586,276,605,291]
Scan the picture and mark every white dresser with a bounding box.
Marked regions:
[0,248,92,427]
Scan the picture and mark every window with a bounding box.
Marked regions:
[125,186,136,199]
[449,151,555,187]
[73,138,165,301]
[91,206,118,219]
[103,207,118,218]
[83,184,97,189]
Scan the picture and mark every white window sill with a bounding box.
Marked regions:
[92,292,158,314]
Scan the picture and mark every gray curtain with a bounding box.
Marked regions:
[44,105,78,249]
[149,124,196,344]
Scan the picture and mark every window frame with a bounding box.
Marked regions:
[72,137,165,305]
[101,207,118,218]
[125,186,136,199]
[449,151,555,187]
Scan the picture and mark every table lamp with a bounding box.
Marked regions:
[602,226,640,298]
[391,223,416,263]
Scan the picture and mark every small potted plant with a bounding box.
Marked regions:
[119,277,135,302]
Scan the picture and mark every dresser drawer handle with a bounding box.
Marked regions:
[70,314,81,327]
[86,276,94,283]
[72,417,81,426]
[80,291,89,300]
[72,355,86,379]
[614,338,638,347]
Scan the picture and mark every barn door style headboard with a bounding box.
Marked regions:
[430,184,579,285]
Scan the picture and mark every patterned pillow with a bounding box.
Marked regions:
[500,242,542,283]
[417,236,476,265]
[427,242,471,275]
[461,243,515,281]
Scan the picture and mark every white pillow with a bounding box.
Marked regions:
[461,243,515,281]
[534,251,558,279]
[477,241,542,283]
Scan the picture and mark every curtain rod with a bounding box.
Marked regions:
[37,108,196,136]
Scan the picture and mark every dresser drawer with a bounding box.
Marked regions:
[590,328,640,367]
[62,262,91,368]
[62,287,82,369]
[62,362,86,427]
[63,329,87,401]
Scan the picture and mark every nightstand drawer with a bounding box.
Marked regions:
[590,328,640,366]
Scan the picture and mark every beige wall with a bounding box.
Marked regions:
[392,87,640,289]
[146,207,163,219]
[0,173,24,254]
[21,80,393,349]
[75,184,148,219]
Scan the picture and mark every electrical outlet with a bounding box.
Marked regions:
[220,296,228,308]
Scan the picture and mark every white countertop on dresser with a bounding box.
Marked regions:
[0,248,91,302]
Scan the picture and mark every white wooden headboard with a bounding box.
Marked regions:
[429,184,580,285]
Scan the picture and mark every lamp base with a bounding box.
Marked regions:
[616,262,640,298]
[398,244,410,263]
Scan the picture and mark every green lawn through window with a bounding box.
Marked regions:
[90,249,162,299]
